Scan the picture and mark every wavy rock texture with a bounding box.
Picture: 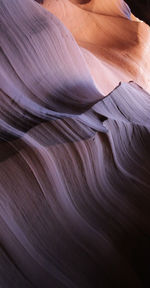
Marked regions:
[0,0,150,288]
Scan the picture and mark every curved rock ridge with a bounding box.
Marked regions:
[0,1,150,288]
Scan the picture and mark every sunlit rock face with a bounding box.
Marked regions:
[42,0,150,94]
[0,1,150,288]
[35,0,150,24]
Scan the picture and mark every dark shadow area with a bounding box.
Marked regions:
[126,0,150,25]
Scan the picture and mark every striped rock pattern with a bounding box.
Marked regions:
[0,1,150,287]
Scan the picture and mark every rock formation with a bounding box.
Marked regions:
[0,1,150,287]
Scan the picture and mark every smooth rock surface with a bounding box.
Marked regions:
[0,1,150,288]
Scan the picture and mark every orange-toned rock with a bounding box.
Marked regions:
[43,0,150,93]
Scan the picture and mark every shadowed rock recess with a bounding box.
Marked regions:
[125,0,150,25]
[0,1,150,288]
